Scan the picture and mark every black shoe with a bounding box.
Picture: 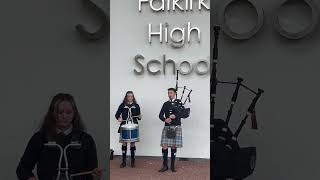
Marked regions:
[121,145,127,168]
[131,159,135,168]
[158,165,168,172]
[120,162,126,168]
[130,146,136,168]
[171,162,176,172]
[170,148,177,172]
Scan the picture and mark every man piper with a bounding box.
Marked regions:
[158,87,187,172]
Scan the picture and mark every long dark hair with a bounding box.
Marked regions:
[40,93,85,136]
[122,91,137,105]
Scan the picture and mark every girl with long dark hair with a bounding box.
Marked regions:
[16,93,102,180]
[115,91,141,168]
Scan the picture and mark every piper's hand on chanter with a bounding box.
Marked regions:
[28,177,37,180]
[91,168,103,180]
[169,114,176,119]
[117,117,123,123]
[165,118,172,124]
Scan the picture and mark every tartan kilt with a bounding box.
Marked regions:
[160,126,183,148]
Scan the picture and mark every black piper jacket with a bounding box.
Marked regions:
[159,99,187,126]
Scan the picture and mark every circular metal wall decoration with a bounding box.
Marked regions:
[220,0,264,40]
[76,0,109,41]
[274,0,319,40]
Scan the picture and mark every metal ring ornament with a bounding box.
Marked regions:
[221,0,264,40]
[76,0,108,40]
[274,0,319,40]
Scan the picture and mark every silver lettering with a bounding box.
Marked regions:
[149,23,163,43]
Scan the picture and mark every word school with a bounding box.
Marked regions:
[133,54,210,75]
[139,0,210,11]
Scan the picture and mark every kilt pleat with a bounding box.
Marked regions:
[160,126,183,148]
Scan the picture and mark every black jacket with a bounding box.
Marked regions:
[16,130,98,180]
[115,102,141,126]
[159,99,186,126]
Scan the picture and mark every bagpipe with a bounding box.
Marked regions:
[211,26,264,179]
[174,70,192,119]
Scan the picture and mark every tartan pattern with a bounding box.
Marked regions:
[160,126,183,148]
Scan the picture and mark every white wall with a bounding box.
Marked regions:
[110,0,210,158]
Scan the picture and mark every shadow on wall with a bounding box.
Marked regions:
[211,25,265,179]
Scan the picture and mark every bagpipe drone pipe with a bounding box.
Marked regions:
[174,70,192,119]
[211,26,264,179]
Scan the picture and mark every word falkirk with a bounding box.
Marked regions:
[138,0,210,12]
